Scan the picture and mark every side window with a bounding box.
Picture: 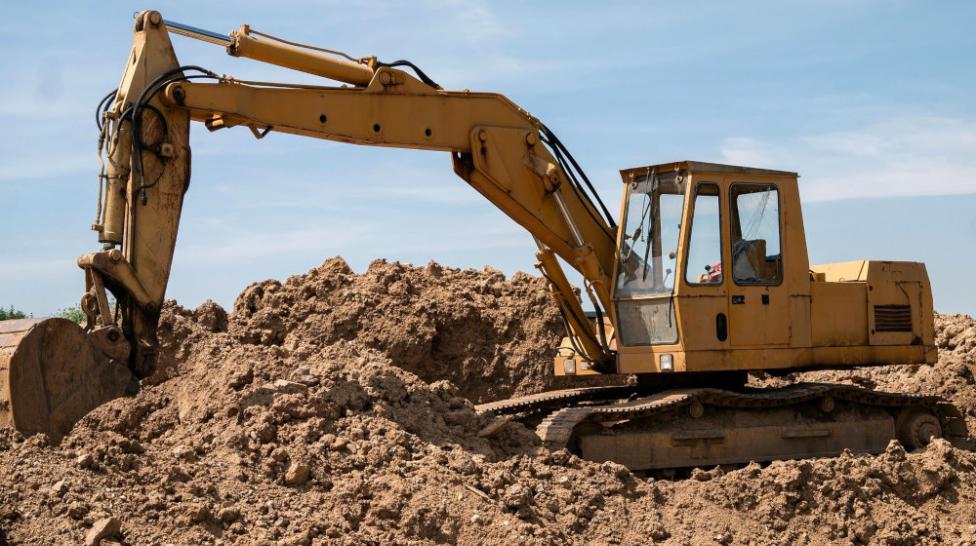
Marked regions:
[730,184,782,285]
[685,183,723,285]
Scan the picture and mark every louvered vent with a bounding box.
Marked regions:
[874,304,912,332]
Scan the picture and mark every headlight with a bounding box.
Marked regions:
[563,356,576,374]
[659,354,673,372]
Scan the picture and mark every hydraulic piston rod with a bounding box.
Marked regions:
[160,17,376,87]
[162,19,233,47]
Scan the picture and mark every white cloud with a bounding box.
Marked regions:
[719,137,774,167]
[435,0,506,44]
[0,259,75,281]
[0,152,91,181]
[175,223,375,263]
[720,116,976,201]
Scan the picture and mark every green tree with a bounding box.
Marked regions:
[0,305,27,320]
[57,306,87,325]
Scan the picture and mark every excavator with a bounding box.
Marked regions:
[0,11,965,470]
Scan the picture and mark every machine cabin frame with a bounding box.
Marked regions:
[555,161,936,377]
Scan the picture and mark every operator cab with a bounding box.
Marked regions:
[609,161,809,374]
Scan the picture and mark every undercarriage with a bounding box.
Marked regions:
[478,381,967,470]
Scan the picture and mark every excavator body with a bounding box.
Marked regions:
[512,162,955,469]
[0,11,964,467]
[555,161,937,378]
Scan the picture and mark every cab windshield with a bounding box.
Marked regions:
[615,171,687,298]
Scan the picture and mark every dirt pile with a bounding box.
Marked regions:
[224,258,612,403]
[1,258,975,545]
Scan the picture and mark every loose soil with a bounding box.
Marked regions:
[1,258,975,545]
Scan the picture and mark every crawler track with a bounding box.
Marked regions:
[477,383,967,470]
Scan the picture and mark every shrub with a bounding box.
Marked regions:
[57,306,87,325]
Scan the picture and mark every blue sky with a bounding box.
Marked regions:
[1,1,974,316]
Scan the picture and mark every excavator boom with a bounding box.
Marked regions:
[0,11,617,440]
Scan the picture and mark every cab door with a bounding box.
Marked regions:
[727,182,791,346]
[678,182,730,351]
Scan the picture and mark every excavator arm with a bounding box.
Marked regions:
[0,10,625,439]
[90,11,619,381]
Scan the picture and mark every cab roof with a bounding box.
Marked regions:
[619,161,797,182]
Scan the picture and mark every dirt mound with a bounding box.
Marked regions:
[226,258,613,402]
[1,259,976,545]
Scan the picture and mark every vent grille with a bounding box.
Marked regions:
[874,304,913,332]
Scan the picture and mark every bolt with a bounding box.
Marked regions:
[525,133,539,146]
[478,130,488,142]
[171,85,186,104]
[148,12,162,26]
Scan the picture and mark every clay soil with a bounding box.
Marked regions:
[2,258,976,545]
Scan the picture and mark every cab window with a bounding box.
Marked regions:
[615,171,686,297]
[730,183,782,285]
[685,183,723,285]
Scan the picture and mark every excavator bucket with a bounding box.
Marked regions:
[0,318,133,441]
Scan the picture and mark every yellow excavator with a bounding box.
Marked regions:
[0,11,964,469]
